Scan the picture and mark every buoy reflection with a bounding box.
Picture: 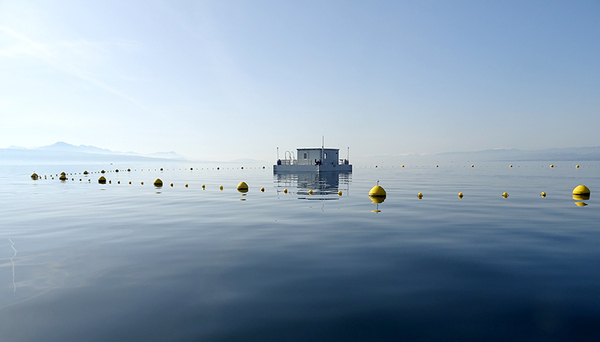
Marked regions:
[573,194,590,201]
[370,194,385,213]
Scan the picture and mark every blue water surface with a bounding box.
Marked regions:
[0,162,599,341]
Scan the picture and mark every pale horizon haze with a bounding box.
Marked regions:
[1,1,599,161]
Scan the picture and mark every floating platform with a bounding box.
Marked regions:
[274,148,352,173]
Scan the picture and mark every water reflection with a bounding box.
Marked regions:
[274,171,351,200]
[370,194,386,213]
[573,194,590,206]
[9,238,16,292]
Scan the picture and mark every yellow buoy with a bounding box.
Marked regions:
[573,185,590,200]
[550,164,554,168]
[160,168,163,171]
[509,165,513,168]
[127,169,131,172]
[284,189,288,193]
[31,173,39,180]
[471,165,474,168]
[401,165,404,168]
[576,165,580,168]
[170,183,173,187]
[369,185,386,197]
[502,192,508,198]
[59,174,67,181]
[101,170,106,174]
[435,165,438,168]
[375,165,378,168]
[83,170,89,175]
[338,191,342,196]
[241,166,244,169]
[202,184,206,189]
[237,182,249,191]
[98,176,106,184]
[573,185,590,195]
[109,180,112,184]
[154,179,163,187]
[541,192,546,197]
[88,179,91,182]
[115,169,119,173]
[262,166,265,169]
[309,190,313,195]
[141,181,144,185]
[418,192,423,199]
[458,192,463,199]
[117,180,120,184]
[261,187,265,192]
[219,185,223,190]
[185,184,189,188]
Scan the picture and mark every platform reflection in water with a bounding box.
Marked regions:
[273,171,351,199]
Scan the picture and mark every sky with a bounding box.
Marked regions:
[1,0,599,162]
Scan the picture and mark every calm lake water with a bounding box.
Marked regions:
[1,161,599,341]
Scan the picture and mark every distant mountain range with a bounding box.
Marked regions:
[362,146,600,163]
[1,142,188,165]
[4,142,600,166]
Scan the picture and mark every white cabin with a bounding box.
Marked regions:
[274,147,351,172]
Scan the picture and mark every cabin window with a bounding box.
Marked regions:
[303,153,307,159]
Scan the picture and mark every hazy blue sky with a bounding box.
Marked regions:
[1,0,599,161]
